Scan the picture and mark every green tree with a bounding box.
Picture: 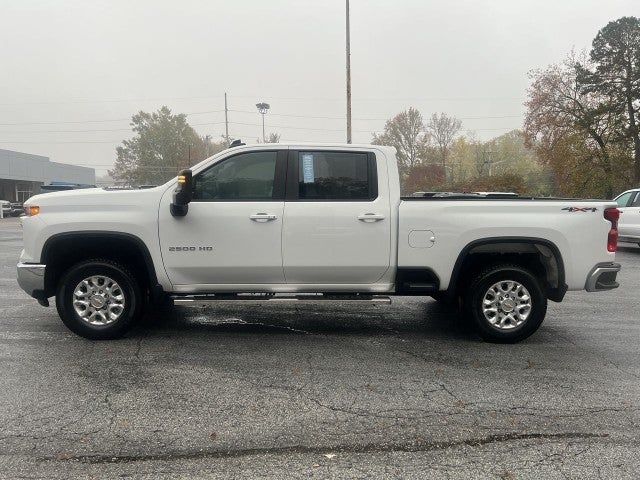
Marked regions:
[578,16,640,183]
[109,106,224,186]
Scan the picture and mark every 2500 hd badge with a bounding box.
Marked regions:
[168,246,213,252]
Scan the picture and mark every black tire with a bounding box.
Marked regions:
[464,264,547,343]
[55,259,142,340]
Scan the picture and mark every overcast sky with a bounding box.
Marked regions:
[0,0,637,176]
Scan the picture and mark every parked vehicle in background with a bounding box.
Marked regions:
[411,191,519,198]
[17,143,621,343]
[0,200,11,218]
[10,203,24,217]
[614,189,640,246]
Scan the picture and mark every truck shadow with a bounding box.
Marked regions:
[134,299,479,341]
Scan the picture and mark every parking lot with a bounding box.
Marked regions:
[0,215,639,478]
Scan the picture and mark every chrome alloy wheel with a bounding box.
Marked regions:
[72,275,126,326]
[482,280,532,330]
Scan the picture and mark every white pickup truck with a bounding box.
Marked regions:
[17,143,621,342]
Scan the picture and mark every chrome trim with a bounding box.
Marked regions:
[585,263,621,292]
[172,294,392,306]
[16,263,46,297]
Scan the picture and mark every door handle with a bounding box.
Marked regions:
[250,213,278,222]
[357,213,385,222]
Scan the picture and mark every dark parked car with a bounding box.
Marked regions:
[10,203,24,217]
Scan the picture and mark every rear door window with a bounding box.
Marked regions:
[296,151,376,200]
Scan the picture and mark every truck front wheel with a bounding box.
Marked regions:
[55,259,142,340]
[464,264,547,343]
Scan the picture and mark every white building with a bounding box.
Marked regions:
[0,148,95,203]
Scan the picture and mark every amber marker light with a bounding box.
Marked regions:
[26,206,40,216]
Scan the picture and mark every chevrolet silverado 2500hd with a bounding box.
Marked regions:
[17,143,621,342]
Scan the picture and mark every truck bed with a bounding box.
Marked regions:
[398,197,618,292]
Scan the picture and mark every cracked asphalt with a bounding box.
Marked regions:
[1,216,639,479]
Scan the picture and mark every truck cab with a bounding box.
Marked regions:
[159,144,396,291]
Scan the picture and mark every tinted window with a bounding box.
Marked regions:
[297,151,374,200]
[631,192,640,207]
[193,151,277,200]
[615,191,634,207]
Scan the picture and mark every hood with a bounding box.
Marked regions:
[24,186,166,208]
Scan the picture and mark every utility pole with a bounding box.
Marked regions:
[345,0,352,144]
[224,92,230,147]
[256,102,270,142]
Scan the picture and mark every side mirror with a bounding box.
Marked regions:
[170,169,193,217]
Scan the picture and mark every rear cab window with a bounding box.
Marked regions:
[290,151,378,201]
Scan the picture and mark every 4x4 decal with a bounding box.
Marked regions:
[562,207,598,212]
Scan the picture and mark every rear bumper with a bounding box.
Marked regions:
[16,262,48,305]
[585,262,621,292]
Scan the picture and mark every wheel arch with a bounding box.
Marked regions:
[446,237,567,302]
[41,231,160,298]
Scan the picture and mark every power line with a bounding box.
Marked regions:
[0,127,133,134]
[0,109,225,126]
[0,93,526,108]
[227,121,518,134]
[229,109,522,121]
[0,140,119,144]
[0,104,522,127]
[0,117,132,126]
[0,119,513,136]
[0,124,519,143]
[229,93,525,102]
[0,120,226,134]
[0,96,227,106]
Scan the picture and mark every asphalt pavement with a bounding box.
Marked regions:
[1,216,639,479]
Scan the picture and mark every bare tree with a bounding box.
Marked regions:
[426,113,462,175]
[372,107,429,178]
[264,132,281,143]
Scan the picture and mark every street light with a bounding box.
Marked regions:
[256,102,270,142]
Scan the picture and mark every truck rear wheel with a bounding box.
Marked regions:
[55,259,142,340]
[464,264,547,343]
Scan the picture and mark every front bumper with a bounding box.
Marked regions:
[16,262,48,305]
[585,262,621,292]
